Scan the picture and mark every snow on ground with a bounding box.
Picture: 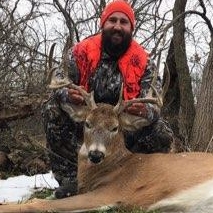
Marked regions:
[0,171,59,203]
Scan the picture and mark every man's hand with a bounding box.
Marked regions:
[67,88,85,105]
[125,102,147,117]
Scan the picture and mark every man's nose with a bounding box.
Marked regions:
[113,21,122,30]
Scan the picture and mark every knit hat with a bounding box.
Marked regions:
[100,0,135,29]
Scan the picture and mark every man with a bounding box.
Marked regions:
[42,0,174,199]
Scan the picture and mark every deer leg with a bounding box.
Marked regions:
[0,190,121,213]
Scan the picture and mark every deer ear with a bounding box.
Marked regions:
[119,112,151,132]
[61,102,89,122]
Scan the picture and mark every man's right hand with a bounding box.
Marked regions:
[67,88,85,105]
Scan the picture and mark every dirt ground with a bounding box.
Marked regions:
[0,108,50,179]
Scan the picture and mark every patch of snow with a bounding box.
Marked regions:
[0,171,59,203]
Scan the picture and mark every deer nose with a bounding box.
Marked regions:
[88,150,105,164]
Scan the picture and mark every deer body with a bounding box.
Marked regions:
[79,149,213,212]
[1,103,213,213]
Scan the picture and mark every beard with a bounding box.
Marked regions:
[102,28,132,58]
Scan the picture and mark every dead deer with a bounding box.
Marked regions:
[1,48,213,213]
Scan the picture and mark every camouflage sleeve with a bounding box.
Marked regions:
[139,58,162,123]
[67,48,80,85]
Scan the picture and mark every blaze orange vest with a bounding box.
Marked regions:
[72,34,148,100]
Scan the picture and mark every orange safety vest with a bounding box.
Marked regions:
[73,34,148,100]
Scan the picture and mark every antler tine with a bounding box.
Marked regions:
[121,69,163,110]
[131,60,171,108]
[146,63,158,98]
[113,75,163,115]
[114,61,171,114]
[48,43,56,71]
[142,61,170,106]
[113,83,125,114]
[143,51,164,105]
[47,43,72,90]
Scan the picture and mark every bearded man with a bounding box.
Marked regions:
[42,0,174,199]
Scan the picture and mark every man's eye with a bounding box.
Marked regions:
[108,18,117,23]
[121,20,128,24]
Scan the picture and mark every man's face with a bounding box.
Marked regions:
[102,12,133,57]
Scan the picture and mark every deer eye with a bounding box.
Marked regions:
[85,120,92,129]
[110,125,118,133]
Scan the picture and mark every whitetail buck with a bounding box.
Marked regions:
[1,47,213,213]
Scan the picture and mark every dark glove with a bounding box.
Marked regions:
[125,102,148,117]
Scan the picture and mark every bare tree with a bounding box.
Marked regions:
[190,0,213,151]
[158,0,213,151]
[0,0,56,120]
[172,0,196,147]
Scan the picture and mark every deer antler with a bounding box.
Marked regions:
[47,43,97,110]
[46,43,71,89]
[114,63,170,115]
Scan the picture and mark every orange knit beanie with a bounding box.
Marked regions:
[100,0,135,29]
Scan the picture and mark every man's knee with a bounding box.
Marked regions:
[53,167,78,198]
[153,118,173,139]
[151,118,174,152]
[125,118,174,153]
